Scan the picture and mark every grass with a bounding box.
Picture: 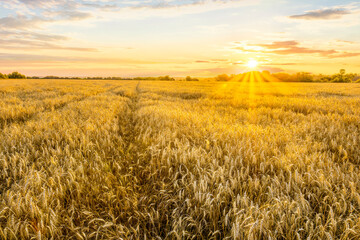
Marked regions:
[0,79,360,239]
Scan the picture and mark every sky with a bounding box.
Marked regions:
[0,0,359,77]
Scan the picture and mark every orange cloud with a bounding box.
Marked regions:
[233,40,360,59]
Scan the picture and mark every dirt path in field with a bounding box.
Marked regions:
[116,83,174,237]
[118,83,140,152]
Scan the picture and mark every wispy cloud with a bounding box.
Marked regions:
[2,0,256,15]
[289,8,352,20]
[195,59,229,64]
[232,40,360,59]
[0,38,97,51]
[0,52,191,71]
[259,41,337,55]
[0,15,50,29]
[17,0,65,8]
[327,52,360,58]
[0,30,68,41]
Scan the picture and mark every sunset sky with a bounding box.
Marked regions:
[0,0,359,77]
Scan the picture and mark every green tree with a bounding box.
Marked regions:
[7,72,26,79]
[272,72,294,82]
[296,72,313,82]
[331,69,352,83]
[0,73,8,79]
[215,74,231,81]
[185,76,199,81]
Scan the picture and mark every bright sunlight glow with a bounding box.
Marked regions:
[247,60,259,69]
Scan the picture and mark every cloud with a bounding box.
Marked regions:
[82,0,258,20]
[232,40,360,59]
[0,11,90,30]
[0,31,94,56]
[263,63,297,66]
[0,3,94,52]
[258,41,298,49]
[196,60,211,63]
[271,47,337,56]
[0,0,256,30]
[0,40,97,52]
[0,15,51,29]
[0,52,184,67]
[18,0,60,6]
[0,30,68,41]
[327,52,360,58]
[3,0,255,13]
[336,39,357,44]
[289,8,352,20]
[195,59,229,63]
[52,10,93,21]
[258,67,284,73]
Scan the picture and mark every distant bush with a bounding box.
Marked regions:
[271,72,295,82]
[0,73,8,79]
[296,72,314,82]
[330,69,356,83]
[43,76,61,79]
[215,74,231,81]
[133,76,175,81]
[7,72,26,79]
[185,76,199,81]
[158,75,175,81]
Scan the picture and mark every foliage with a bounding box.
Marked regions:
[185,76,199,81]
[215,69,358,83]
[7,71,26,79]
[330,69,356,83]
[0,73,8,79]
[215,74,231,81]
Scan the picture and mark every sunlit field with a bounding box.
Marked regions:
[1,79,360,239]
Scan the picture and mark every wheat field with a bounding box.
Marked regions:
[0,79,360,239]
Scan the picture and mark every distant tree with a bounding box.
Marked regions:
[0,73,7,79]
[272,72,294,82]
[296,72,313,82]
[43,76,60,79]
[7,72,26,79]
[353,75,360,82]
[158,75,175,81]
[331,69,353,83]
[215,74,231,81]
[185,76,199,81]
[319,75,332,82]
[262,70,270,75]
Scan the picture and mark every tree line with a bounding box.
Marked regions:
[1,70,359,82]
[0,72,26,79]
[37,75,177,81]
[215,69,360,83]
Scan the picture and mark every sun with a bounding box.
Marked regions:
[247,60,259,69]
